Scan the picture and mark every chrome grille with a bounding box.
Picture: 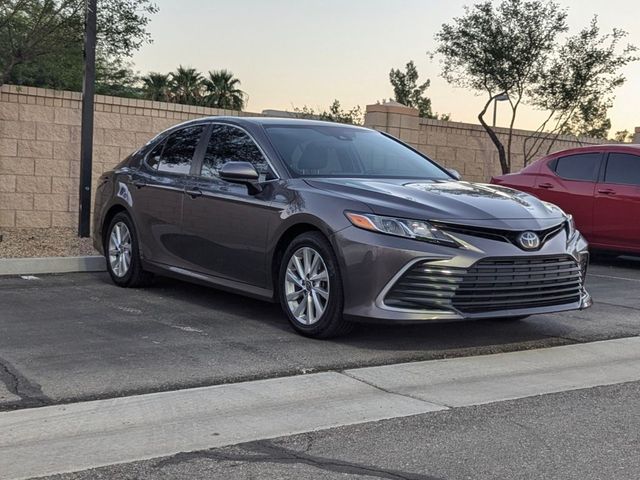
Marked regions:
[431,221,566,251]
[384,255,582,313]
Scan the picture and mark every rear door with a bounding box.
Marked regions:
[129,124,206,267]
[533,152,602,238]
[592,152,640,251]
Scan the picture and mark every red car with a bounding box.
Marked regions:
[491,144,640,255]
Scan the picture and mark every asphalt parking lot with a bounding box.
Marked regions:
[1,256,639,411]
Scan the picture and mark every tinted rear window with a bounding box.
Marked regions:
[604,153,640,186]
[156,126,204,175]
[554,153,601,182]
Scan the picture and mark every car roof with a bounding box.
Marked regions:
[546,143,640,157]
[164,115,371,132]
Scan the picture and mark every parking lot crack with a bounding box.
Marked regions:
[154,440,443,479]
[339,371,452,409]
[595,300,640,312]
[0,356,50,408]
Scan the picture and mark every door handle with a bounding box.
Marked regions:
[132,179,146,189]
[185,187,203,198]
[597,188,616,195]
[539,183,554,189]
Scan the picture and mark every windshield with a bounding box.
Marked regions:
[264,125,451,180]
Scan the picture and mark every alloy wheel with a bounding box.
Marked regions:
[108,221,132,278]
[284,247,330,325]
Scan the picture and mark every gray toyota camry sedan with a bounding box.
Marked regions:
[93,117,591,338]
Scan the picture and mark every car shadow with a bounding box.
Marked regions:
[109,273,578,355]
[590,253,640,270]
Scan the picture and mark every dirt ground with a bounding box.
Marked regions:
[0,228,98,258]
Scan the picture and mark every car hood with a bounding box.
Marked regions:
[305,178,565,230]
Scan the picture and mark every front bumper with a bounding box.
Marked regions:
[333,225,591,323]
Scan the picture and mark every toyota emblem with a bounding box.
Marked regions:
[518,231,540,250]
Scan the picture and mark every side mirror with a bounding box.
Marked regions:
[219,161,262,194]
[447,168,462,180]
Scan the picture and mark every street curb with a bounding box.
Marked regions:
[2,337,640,480]
[0,256,106,276]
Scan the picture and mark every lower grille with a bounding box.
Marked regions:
[384,264,466,311]
[384,255,583,313]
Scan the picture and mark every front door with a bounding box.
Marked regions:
[592,151,640,251]
[180,123,278,287]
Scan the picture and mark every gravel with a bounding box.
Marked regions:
[0,228,98,258]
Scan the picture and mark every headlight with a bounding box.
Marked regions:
[345,212,458,247]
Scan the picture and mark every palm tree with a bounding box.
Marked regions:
[141,72,171,102]
[202,69,246,110]
[170,66,203,105]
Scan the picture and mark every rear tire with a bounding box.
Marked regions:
[278,232,353,338]
[105,212,153,288]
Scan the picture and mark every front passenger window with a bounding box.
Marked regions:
[604,153,640,186]
[202,125,271,180]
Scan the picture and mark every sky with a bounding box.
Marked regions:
[131,0,640,134]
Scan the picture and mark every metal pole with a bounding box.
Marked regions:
[78,0,97,237]
[492,98,497,127]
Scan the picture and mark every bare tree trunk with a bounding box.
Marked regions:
[478,95,509,174]
[506,97,521,172]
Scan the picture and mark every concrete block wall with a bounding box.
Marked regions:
[0,87,633,231]
[364,103,617,183]
[0,85,260,228]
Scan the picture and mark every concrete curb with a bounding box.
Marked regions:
[2,337,640,480]
[0,256,105,276]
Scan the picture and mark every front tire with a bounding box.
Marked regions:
[105,212,153,288]
[278,232,352,338]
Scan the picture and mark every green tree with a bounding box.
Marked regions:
[0,0,158,87]
[436,0,568,174]
[559,98,610,139]
[141,72,171,102]
[436,0,637,173]
[8,45,84,91]
[293,100,363,125]
[202,69,246,110]
[8,48,143,98]
[389,61,433,118]
[169,66,203,105]
[524,18,637,161]
[319,100,363,125]
[95,57,141,98]
[613,129,633,143]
